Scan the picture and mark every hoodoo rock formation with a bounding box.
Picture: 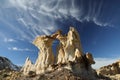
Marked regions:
[33,35,56,74]
[22,27,97,79]
[56,27,83,63]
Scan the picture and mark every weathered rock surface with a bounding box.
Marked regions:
[85,52,95,65]
[0,69,22,80]
[33,35,56,74]
[56,27,83,63]
[21,57,34,75]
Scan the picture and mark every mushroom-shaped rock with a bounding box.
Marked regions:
[33,35,56,74]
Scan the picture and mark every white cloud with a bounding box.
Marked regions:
[4,38,16,42]
[47,26,57,31]
[92,57,120,69]
[2,0,114,27]
[93,18,113,27]
[9,0,27,10]
[8,47,34,52]
[42,29,51,35]
[18,18,27,26]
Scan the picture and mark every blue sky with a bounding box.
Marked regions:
[0,0,120,69]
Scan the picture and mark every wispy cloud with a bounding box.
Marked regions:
[93,18,113,27]
[92,57,120,69]
[8,47,34,52]
[6,0,114,27]
[4,38,16,43]
[0,0,118,43]
[9,0,27,10]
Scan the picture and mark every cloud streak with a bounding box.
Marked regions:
[8,47,34,52]
[4,38,16,43]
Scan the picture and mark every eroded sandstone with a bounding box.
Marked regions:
[22,27,96,79]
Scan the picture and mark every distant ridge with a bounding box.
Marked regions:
[97,60,120,79]
[0,56,19,71]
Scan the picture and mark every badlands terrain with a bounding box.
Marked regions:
[0,27,120,80]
